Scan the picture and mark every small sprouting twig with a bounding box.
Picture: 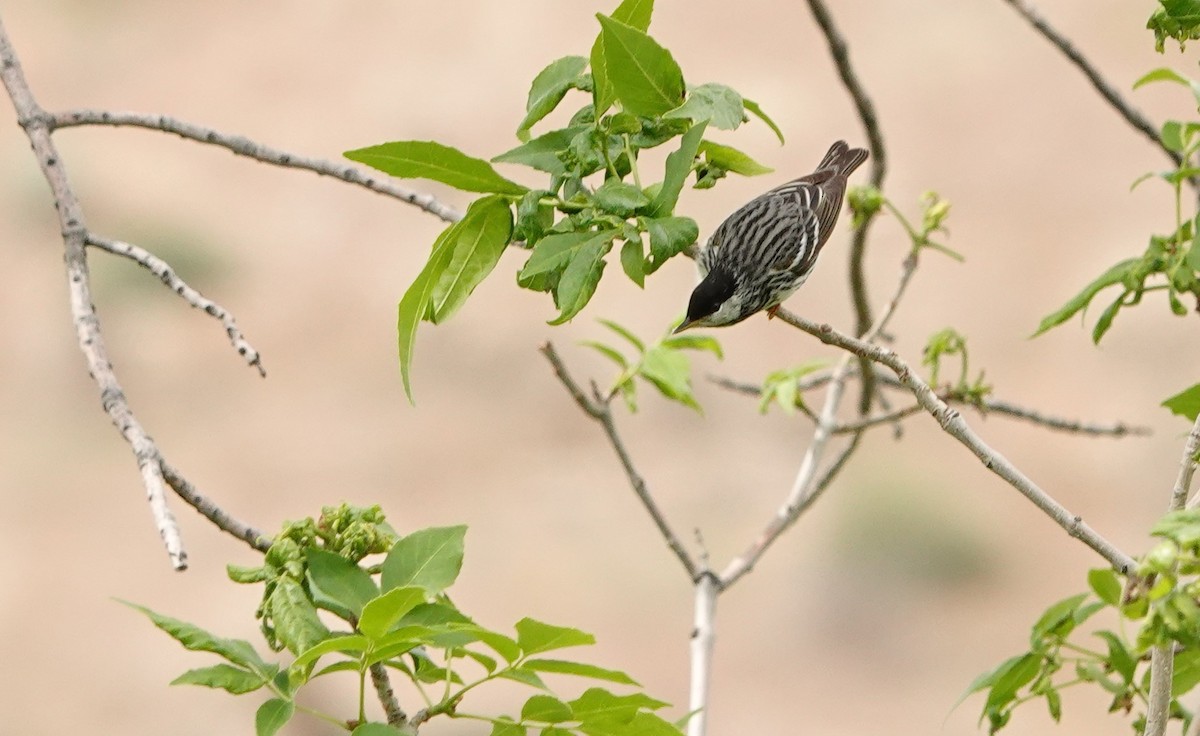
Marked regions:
[48,109,463,223]
[0,16,187,570]
[87,234,265,376]
[369,662,410,730]
[999,0,1186,175]
[774,307,1138,574]
[540,343,699,580]
[803,0,888,411]
[832,404,923,433]
[160,463,270,553]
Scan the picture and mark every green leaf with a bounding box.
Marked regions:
[120,601,268,671]
[494,126,590,176]
[516,618,596,655]
[1135,67,1198,90]
[660,333,723,358]
[568,687,669,723]
[269,577,331,655]
[621,238,646,287]
[430,196,514,323]
[499,667,550,690]
[1087,568,1122,607]
[380,525,468,595]
[171,663,267,694]
[593,179,652,216]
[1091,291,1127,344]
[599,318,646,351]
[1174,649,1200,696]
[1032,258,1140,337]
[590,0,656,114]
[523,658,639,685]
[306,548,379,621]
[517,56,589,141]
[490,718,526,736]
[647,123,706,217]
[359,587,429,640]
[1094,631,1137,683]
[256,699,295,736]
[642,216,698,271]
[351,724,406,736]
[665,83,745,130]
[985,653,1040,711]
[548,235,615,324]
[291,634,369,670]
[442,623,522,662]
[698,140,773,176]
[519,230,601,287]
[1163,120,1187,152]
[1030,593,1088,647]
[743,98,785,144]
[521,695,573,724]
[639,345,700,411]
[1163,382,1200,421]
[595,14,685,117]
[397,226,457,403]
[345,141,526,195]
[582,341,630,370]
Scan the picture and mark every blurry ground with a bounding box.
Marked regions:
[1,2,1198,734]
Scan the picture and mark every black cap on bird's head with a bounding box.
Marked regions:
[674,266,737,333]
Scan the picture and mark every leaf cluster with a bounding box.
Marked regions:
[343,0,782,401]
[128,508,679,736]
[1148,0,1200,52]
[971,511,1200,734]
[583,319,722,413]
[922,328,991,404]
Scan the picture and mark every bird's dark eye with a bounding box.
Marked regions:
[687,268,737,320]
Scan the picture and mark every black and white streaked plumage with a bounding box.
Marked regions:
[674,140,868,332]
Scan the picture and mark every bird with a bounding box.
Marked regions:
[674,140,868,333]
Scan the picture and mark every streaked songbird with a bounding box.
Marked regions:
[674,140,868,332]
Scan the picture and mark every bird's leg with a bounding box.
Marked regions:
[766,305,779,319]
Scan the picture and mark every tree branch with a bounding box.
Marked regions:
[48,109,463,223]
[160,462,270,553]
[540,342,699,580]
[773,307,1138,573]
[87,234,265,376]
[369,662,410,731]
[0,16,187,569]
[687,571,719,736]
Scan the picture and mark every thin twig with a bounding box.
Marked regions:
[48,110,463,223]
[999,0,1187,177]
[87,234,265,376]
[804,0,888,412]
[161,462,270,553]
[540,343,699,580]
[774,307,1138,573]
[0,17,187,569]
[832,404,923,433]
[369,662,410,730]
[1146,414,1200,736]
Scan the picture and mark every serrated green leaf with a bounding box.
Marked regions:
[120,600,268,671]
[647,123,706,217]
[664,83,745,130]
[660,333,723,358]
[743,98,784,144]
[397,225,458,403]
[1087,568,1122,607]
[1163,382,1200,421]
[549,236,615,324]
[518,56,589,141]
[430,196,514,323]
[595,14,684,117]
[520,230,601,285]
[171,663,266,694]
[291,634,369,670]
[698,140,773,176]
[256,699,295,736]
[380,525,467,595]
[524,658,639,685]
[521,694,573,724]
[1032,258,1140,337]
[227,563,270,583]
[495,126,590,176]
[590,0,655,115]
[345,141,526,195]
[359,587,428,640]
[516,618,596,655]
[593,179,651,216]
[269,577,331,655]
[620,239,646,287]
[306,548,379,622]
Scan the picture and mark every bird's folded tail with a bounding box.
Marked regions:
[815,140,869,178]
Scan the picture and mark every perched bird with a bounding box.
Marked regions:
[674,140,868,332]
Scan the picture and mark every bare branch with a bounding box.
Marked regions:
[369,662,410,730]
[87,234,265,376]
[161,462,270,553]
[774,307,1138,573]
[833,404,922,433]
[686,571,719,736]
[803,0,888,412]
[999,0,1184,174]
[48,109,463,223]
[0,17,186,569]
[540,343,699,580]
[1173,415,1200,510]
[982,398,1152,438]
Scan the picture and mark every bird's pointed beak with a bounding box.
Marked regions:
[672,318,696,334]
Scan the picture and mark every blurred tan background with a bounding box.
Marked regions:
[2,1,1199,734]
